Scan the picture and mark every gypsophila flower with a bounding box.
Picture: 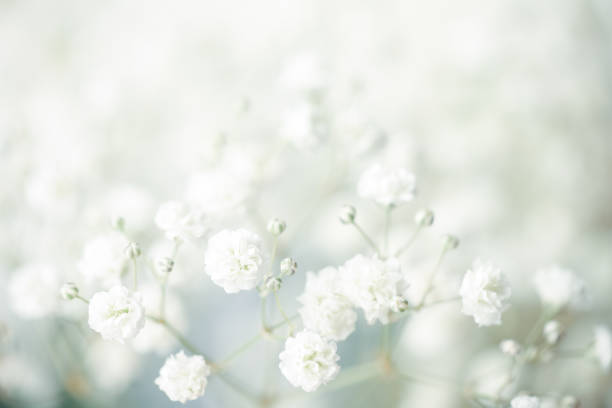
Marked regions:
[204,229,265,293]
[9,264,60,319]
[592,325,611,372]
[543,320,563,345]
[279,330,340,392]
[459,258,511,327]
[298,267,357,341]
[357,164,416,206]
[88,285,145,343]
[280,257,297,277]
[155,201,207,243]
[338,205,356,224]
[511,395,540,408]
[60,282,79,300]
[500,339,521,356]
[341,255,408,325]
[533,266,588,310]
[155,351,210,403]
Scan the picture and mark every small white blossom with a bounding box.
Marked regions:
[543,320,563,345]
[500,339,521,356]
[533,266,588,310]
[357,164,416,206]
[155,351,210,403]
[298,267,357,341]
[204,229,265,293]
[78,232,129,288]
[511,395,540,408]
[8,264,60,319]
[592,325,611,372]
[88,285,145,343]
[279,330,340,392]
[154,201,207,243]
[341,255,408,325]
[459,259,511,327]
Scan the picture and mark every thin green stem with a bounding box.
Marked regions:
[351,221,382,256]
[381,323,391,356]
[418,247,449,307]
[148,315,206,358]
[261,297,269,331]
[75,295,89,304]
[384,206,392,256]
[160,275,168,319]
[273,291,294,335]
[394,225,423,257]
[216,333,262,371]
[132,258,138,291]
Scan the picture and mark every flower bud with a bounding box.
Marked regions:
[500,339,521,356]
[442,234,459,251]
[414,209,434,227]
[264,276,282,292]
[156,257,175,276]
[280,257,297,277]
[560,396,580,408]
[60,282,79,300]
[339,205,356,224]
[125,242,141,259]
[391,296,410,313]
[543,320,563,345]
[267,218,287,236]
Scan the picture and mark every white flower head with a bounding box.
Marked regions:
[341,255,408,325]
[298,267,357,341]
[88,285,145,343]
[204,229,265,293]
[511,395,540,408]
[459,258,511,327]
[8,264,60,319]
[78,232,129,288]
[592,325,612,372]
[155,351,210,403]
[155,201,207,243]
[357,164,416,207]
[533,266,588,310]
[279,330,340,392]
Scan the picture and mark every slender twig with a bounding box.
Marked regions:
[351,221,382,256]
[394,225,423,257]
[75,295,90,304]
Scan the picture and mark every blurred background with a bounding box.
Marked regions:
[0,0,611,406]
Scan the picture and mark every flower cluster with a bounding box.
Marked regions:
[155,351,211,403]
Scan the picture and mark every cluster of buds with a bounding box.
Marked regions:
[259,257,299,298]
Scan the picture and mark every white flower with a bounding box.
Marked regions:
[357,164,416,206]
[298,267,357,341]
[155,201,207,242]
[593,325,611,372]
[279,330,340,392]
[341,255,408,325]
[204,229,264,293]
[88,285,145,343]
[511,395,540,408]
[8,264,60,319]
[78,232,129,288]
[459,259,511,327]
[155,351,210,403]
[500,339,521,356]
[533,266,588,310]
[185,170,250,214]
[543,320,563,345]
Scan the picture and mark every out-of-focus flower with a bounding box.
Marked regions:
[155,351,210,403]
[103,184,154,232]
[279,102,329,150]
[511,395,540,408]
[543,320,563,345]
[500,339,521,356]
[86,339,140,392]
[154,201,207,243]
[533,266,588,310]
[279,330,340,392]
[357,164,416,207]
[279,52,327,95]
[592,325,611,372]
[459,259,511,327]
[185,170,250,214]
[298,267,357,341]
[204,229,264,293]
[78,232,129,288]
[88,285,145,343]
[341,255,408,324]
[8,264,60,319]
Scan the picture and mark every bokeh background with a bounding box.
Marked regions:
[1,0,611,406]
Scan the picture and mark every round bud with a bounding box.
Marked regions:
[264,276,282,292]
[499,339,521,356]
[156,256,175,276]
[280,257,297,277]
[561,396,580,408]
[338,205,356,224]
[414,209,434,227]
[442,234,459,251]
[60,282,79,300]
[125,242,141,259]
[267,218,287,236]
[391,296,410,313]
[543,320,563,345]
